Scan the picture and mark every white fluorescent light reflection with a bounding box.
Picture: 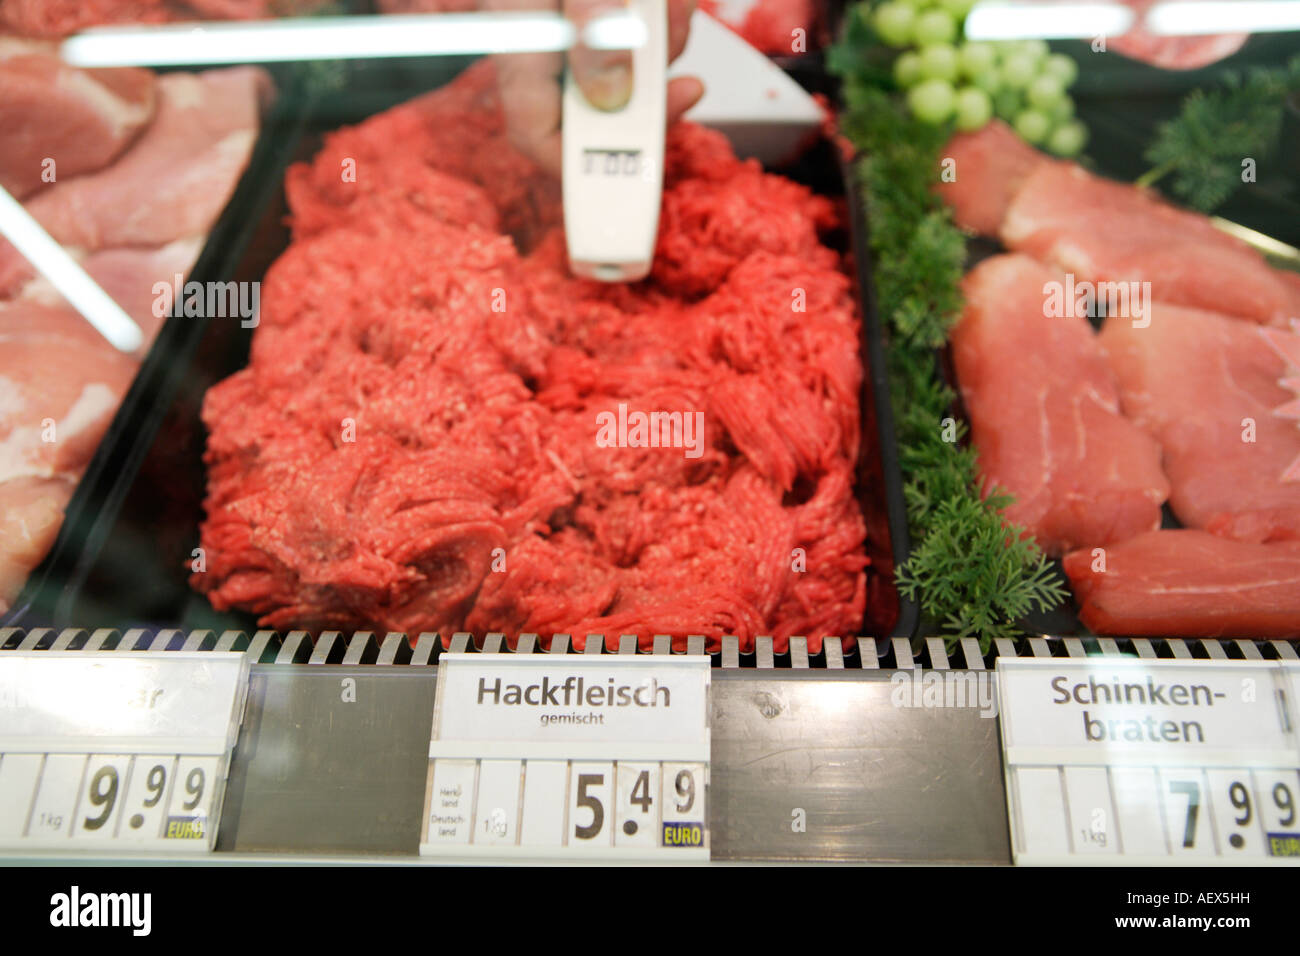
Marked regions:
[965,2,1135,39]
[0,186,143,353]
[1212,217,1300,264]
[1147,1,1300,36]
[62,12,646,68]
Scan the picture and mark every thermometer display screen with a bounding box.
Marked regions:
[583,148,642,177]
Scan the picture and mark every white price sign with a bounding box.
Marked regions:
[997,657,1300,864]
[420,653,710,860]
[0,652,249,854]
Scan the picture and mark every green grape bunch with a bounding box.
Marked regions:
[869,0,1089,156]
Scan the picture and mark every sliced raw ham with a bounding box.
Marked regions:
[936,120,1050,236]
[1002,162,1300,326]
[0,42,156,199]
[1099,303,1300,541]
[0,66,267,294]
[952,254,1169,556]
[1064,530,1300,638]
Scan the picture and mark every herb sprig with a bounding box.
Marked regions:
[1140,55,1300,212]
[833,38,1068,644]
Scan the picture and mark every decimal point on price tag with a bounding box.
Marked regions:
[130,814,144,830]
[623,820,637,836]
[1230,834,1245,849]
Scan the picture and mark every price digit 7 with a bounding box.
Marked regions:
[1170,780,1200,848]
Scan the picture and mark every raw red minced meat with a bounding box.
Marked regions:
[193,61,868,653]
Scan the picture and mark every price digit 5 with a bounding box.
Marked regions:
[574,773,605,841]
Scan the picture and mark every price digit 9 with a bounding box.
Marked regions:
[1274,782,1295,827]
[183,767,205,811]
[83,765,119,831]
[143,764,167,808]
[1228,781,1252,825]
[674,769,695,813]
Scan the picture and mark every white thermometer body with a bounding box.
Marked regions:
[562,0,667,283]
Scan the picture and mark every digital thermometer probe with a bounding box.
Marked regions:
[562,0,667,283]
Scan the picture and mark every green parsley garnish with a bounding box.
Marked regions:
[832,34,1068,645]
[1140,55,1300,212]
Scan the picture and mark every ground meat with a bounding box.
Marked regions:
[193,60,868,652]
[696,0,818,56]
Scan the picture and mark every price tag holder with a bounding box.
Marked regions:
[996,657,1300,865]
[0,651,250,854]
[420,653,710,861]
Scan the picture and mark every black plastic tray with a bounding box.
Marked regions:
[9,55,915,647]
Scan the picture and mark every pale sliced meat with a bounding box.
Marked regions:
[0,42,156,199]
[1064,530,1300,638]
[0,66,267,294]
[1099,302,1300,541]
[952,254,1169,556]
[16,236,204,349]
[0,1,171,38]
[1109,0,1248,70]
[0,474,75,613]
[1112,32,1247,71]
[0,0,292,38]
[1002,162,1300,326]
[376,0,476,9]
[0,301,137,612]
[0,301,137,482]
[936,120,1050,236]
